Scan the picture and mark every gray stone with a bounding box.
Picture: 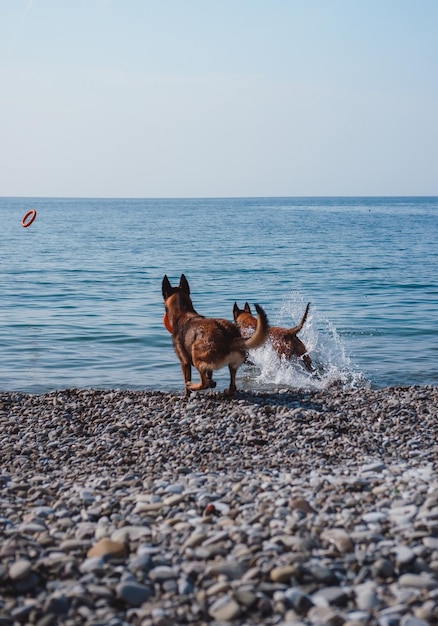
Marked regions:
[284,587,314,614]
[354,582,380,610]
[208,595,241,621]
[398,573,438,589]
[9,559,32,581]
[207,560,245,580]
[79,556,105,574]
[43,594,70,615]
[115,581,152,606]
[371,558,395,579]
[400,617,430,626]
[111,525,152,542]
[148,565,178,581]
[395,546,416,566]
[312,586,349,607]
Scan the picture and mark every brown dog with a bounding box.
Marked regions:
[233,301,313,372]
[162,274,269,396]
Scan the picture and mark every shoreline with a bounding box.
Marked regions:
[1,385,437,624]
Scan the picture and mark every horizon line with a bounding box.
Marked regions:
[2,194,438,201]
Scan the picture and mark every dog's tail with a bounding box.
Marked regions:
[242,304,269,349]
[289,302,311,335]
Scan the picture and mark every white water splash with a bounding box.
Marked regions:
[241,293,367,391]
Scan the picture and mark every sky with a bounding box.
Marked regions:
[1,0,437,198]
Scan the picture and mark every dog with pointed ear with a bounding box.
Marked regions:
[233,301,313,371]
[162,274,268,396]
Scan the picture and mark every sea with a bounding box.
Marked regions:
[1,196,437,395]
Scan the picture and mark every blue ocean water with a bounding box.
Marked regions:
[1,197,437,394]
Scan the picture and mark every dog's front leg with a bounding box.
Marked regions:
[181,362,192,396]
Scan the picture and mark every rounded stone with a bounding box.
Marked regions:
[270,565,299,583]
[208,595,241,621]
[148,565,178,581]
[398,573,438,589]
[115,581,152,606]
[87,538,126,558]
[9,559,32,581]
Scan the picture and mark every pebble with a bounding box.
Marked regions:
[271,565,299,583]
[148,565,177,581]
[398,573,438,589]
[0,385,437,624]
[321,528,354,553]
[115,581,152,605]
[209,594,241,621]
[355,581,380,610]
[87,538,126,558]
[8,559,32,581]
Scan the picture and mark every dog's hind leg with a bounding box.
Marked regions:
[302,352,313,371]
[290,336,314,372]
[302,353,314,372]
[206,369,217,388]
[186,363,216,392]
[224,365,238,396]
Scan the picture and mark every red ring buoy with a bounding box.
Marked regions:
[163,312,172,333]
[21,209,37,228]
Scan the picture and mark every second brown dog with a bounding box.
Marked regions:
[233,301,313,372]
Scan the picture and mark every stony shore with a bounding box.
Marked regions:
[0,385,437,626]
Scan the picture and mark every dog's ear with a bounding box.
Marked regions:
[233,302,239,320]
[244,302,252,314]
[179,274,190,295]
[162,275,172,300]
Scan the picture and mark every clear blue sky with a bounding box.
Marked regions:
[1,0,437,197]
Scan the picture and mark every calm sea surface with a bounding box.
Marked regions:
[1,197,437,394]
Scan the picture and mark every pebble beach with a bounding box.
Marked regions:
[1,385,438,626]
